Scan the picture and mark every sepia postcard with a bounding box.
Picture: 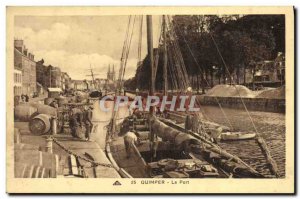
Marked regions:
[6,6,294,194]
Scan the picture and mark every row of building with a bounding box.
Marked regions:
[14,39,73,97]
[14,39,117,98]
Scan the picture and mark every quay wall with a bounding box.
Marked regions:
[125,90,285,113]
[197,96,285,113]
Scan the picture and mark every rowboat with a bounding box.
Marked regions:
[220,132,256,141]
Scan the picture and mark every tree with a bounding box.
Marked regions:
[124,14,284,90]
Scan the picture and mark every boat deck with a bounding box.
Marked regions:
[110,135,149,178]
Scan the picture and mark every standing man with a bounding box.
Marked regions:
[69,108,79,138]
[123,127,140,159]
[49,100,58,109]
[21,94,25,102]
[69,106,84,139]
[25,94,29,102]
[83,106,93,141]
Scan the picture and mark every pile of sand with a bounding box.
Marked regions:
[205,84,256,98]
[256,86,285,99]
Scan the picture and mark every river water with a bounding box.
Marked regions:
[201,105,286,177]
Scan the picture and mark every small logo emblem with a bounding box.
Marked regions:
[113,181,122,186]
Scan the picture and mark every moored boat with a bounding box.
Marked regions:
[220,132,256,141]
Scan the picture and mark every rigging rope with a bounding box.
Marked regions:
[153,22,163,80]
[166,16,191,91]
[122,16,137,85]
[209,33,259,134]
[209,31,279,177]
[171,16,234,130]
[117,16,132,89]
[110,15,136,140]
[163,16,217,138]
[137,15,143,63]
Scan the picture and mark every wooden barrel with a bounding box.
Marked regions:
[29,114,51,135]
[44,97,54,105]
[30,104,57,117]
[14,105,37,122]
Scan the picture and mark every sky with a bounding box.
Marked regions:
[14,16,162,80]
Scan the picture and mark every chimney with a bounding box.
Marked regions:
[14,39,24,53]
[14,39,23,48]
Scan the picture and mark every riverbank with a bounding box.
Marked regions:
[198,95,285,113]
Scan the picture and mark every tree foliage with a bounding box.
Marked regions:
[124,14,285,90]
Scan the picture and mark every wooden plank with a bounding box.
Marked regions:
[40,168,45,178]
[69,155,79,175]
[28,165,35,178]
[34,166,41,178]
[21,164,27,178]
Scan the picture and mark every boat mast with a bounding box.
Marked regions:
[163,15,168,96]
[147,15,155,160]
[147,16,155,115]
[86,64,99,90]
[90,64,96,88]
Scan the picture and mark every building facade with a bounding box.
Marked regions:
[36,59,48,87]
[13,68,22,96]
[37,59,72,91]
[70,80,88,91]
[14,40,36,96]
[253,52,285,86]
[48,65,61,88]
[61,72,67,91]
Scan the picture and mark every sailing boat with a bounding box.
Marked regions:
[105,15,274,178]
[86,64,102,98]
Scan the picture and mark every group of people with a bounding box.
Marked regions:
[20,94,29,102]
[69,105,93,141]
[120,108,145,158]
